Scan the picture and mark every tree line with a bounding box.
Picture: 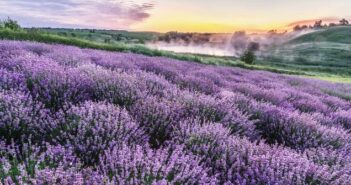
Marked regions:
[293,18,349,32]
[0,17,21,31]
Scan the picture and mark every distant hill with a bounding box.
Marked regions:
[261,26,351,77]
[289,26,351,44]
[37,28,160,44]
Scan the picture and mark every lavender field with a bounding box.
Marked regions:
[1,40,351,184]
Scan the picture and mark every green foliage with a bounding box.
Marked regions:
[40,28,158,44]
[240,50,255,64]
[104,38,111,43]
[261,26,351,79]
[1,17,21,31]
[289,26,351,44]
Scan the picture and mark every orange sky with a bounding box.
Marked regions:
[131,0,350,33]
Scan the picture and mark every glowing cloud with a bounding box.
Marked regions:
[0,0,154,29]
[0,0,350,32]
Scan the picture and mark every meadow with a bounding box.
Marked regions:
[38,28,159,44]
[2,25,351,83]
[264,27,351,78]
[1,40,351,184]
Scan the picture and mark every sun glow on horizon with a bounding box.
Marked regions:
[0,0,350,33]
[130,0,350,33]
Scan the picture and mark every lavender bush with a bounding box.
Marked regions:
[99,144,216,184]
[1,40,351,184]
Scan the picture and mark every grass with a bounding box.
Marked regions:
[307,75,351,83]
[37,28,159,44]
[0,29,129,51]
[262,26,351,81]
[289,26,351,44]
[264,44,351,76]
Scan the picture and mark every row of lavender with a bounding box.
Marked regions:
[1,40,351,184]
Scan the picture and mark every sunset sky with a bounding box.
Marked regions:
[0,0,350,33]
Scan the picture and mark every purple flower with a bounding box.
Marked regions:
[1,40,351,184]
[54,101,148,165]
[99,143,217,184]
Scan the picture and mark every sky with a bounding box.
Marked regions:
[0,0,350,33]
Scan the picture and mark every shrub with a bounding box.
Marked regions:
[79,65,142,107]
[0,68,26,91]
[178,92,256,138]
[53,101,147,166]
[99,144,217,184]
[130,96,185,148]
[23,61,94,110]
[0,90,55,145]
[0,142,82,184]
[172,123,336,184]
[331,110,351,130]
[222,92,350,151]
[1,40,351,183]
[240,50,255,64]
[1,17,21,31]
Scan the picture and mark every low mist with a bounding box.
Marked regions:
[147,30,316,57]
[147,42,234,56]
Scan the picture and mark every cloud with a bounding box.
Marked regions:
[0,0,154,29]
[287,17,340,27]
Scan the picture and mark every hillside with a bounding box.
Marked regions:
[38,28,160,44]
[1,40,351,184]
[289,26,351,44]
[261,26,351,77]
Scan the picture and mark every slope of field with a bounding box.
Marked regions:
[38,28,159,44]
[262,26,351,77]
[290,26,351,44]
[1,40,351,184]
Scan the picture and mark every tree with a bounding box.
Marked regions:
[1,17,21,30]
[58,32,68,36]
[329,23,337,27]
[104,38,111,43]
[313,20,323,29]
[302,25,308,29]
[293,25,308,32]
[267,29,277,34]
[247,42,260,52]
[240,50,255,64]
[293,25,301,32]
[230,31,249,52]
[340,18,349,26]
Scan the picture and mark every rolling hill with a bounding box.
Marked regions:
[261,26,351,78]
[38,28,160,44]
[290,26,351,44]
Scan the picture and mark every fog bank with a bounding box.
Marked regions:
[147,30,316,57]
